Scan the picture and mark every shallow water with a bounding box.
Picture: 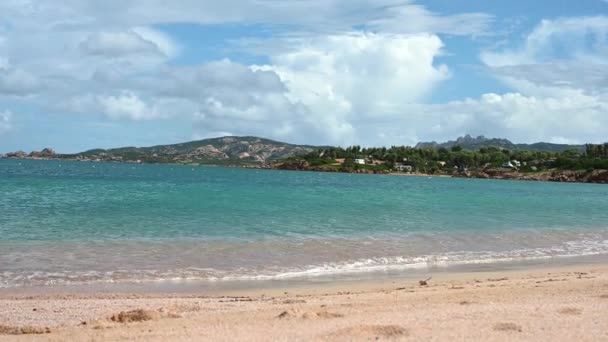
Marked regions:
[1,159,607,288]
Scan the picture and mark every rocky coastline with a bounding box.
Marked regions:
[453,168,608,184]
[3,148,608,184]
[2,148,58,160]
[268,159,608,184]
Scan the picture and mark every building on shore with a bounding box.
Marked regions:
[394,164,413,172]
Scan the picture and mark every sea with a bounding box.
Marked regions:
[1,159,607,291]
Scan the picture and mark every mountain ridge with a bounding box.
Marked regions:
[61,136,323,165]
[415,135,584,152]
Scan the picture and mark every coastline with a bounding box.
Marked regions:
[1,263,607,341]
[3,157,607,184]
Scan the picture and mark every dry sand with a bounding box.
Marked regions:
[1,265,607,341]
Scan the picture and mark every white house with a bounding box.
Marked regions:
[394,164,413,172]
[354,159,366,165]
[502,160,521,169]
[502,161,515,169]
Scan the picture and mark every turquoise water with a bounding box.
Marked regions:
[1,159,607,287]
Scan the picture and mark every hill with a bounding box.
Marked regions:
[415,135,584,152]
[61,136,321,165]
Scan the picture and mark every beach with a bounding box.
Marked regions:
[2,0,607,339]
[1,264,607,341]
[2,160,608,340]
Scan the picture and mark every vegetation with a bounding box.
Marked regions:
[285,143,608,174]
[6,135,606,177]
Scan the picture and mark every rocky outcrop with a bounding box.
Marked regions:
[273,160,389,174]
[193,145,228,159]
[4,151,27,158]
[2,148,58,160]
[29,148,56,158]
[456,169,608,184]
[584,170,608,183]
[275,160,311,171]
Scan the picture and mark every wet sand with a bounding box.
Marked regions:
[1,264,607,341]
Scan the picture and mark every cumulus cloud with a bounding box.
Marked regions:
[293,89,608,146]
[256,32,449,144]
[98,91,153,120]
[101,32,451,145]
[64,91,195,121]
[446,16,608,143]
[153,59,288,102]
[438,15,608,144]
[0,1,605,148]
[424,91,608,144]
[0,1,489,147]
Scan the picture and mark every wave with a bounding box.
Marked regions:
[2,237,607,288]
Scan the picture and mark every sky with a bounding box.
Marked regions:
[1,0,608,153]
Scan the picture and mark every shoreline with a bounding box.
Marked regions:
[1,261,604,299]
[3,157,607,184]
[1,263,607,341]
[2,252,606,297]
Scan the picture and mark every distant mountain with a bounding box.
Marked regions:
[5,134,590,165]
[61,136,321,165]
[415,135,584,153]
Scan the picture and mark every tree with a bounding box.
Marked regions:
[451,145,463,152]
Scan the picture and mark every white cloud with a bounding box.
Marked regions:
[159,32,451,146]
[258,32,450,144]
[0,1,605,148]
[444,16,608,145]
[0,1,490,147]
[152,59,288,102]
[146,59,312,140]
[0,1,492,36]
[99,91,152,120]
[482,16,608,67]
[481,16,608,93]
[0,68,43,96]
[0,63,43,96]
[291,89,608,146]
[0,110,12,133]
[424,91,608,144]
[61,30,453,146]
[367,4,492,36]
[64,91,196,121]
[132,27,179,58]
[80,30,164,57]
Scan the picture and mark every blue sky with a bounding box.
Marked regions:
[0,0,607,153]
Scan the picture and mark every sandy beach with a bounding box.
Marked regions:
[1,264,607,341]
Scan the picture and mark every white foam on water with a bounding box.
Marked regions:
[222,239,608,280]
[2,237,607,288]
